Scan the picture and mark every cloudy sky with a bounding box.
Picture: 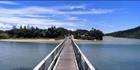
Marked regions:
[0,1,140,33]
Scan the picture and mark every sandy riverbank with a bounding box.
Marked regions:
[0,39,63,43]
[0,38,95,44]
[0,38,99,44]
[74,36,140,44]
[0,36,117,44]
[0,36,139,44]
[73,39,102,44]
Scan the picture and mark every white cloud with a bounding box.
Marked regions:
[0,5,114,30]
[90,9,113,14]
[0,6,114,16]
[0,1,17,5]
[0,16,79,30]
[21,14,49,18]
[52,5,86,10]
[69,5,86,9]
[59,9,113,14]
[0,6,56,15]
[0,23,12,30]
[67,16,79,21]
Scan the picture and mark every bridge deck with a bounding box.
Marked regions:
[54,38,78,70]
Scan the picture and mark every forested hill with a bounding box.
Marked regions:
[106,26,140,39]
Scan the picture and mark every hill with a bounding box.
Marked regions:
[106,26,140,39]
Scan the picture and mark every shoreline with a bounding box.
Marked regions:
[0,39,63,43]
[0,36,139,44]
[0,38,102,44]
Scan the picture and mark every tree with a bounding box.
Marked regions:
[4,25,104,40]
[57,27,69,36]
[73,29,89,39]
[0,33,9,39]
[46,26,60,38]
[89,28,104,40]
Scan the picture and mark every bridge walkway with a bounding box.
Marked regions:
[54,38,78,70]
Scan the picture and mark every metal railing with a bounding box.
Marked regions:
[33,38,66,70]
[71,39,96,70]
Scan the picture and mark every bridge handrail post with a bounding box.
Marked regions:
[71,39,96,70]
[33,38,66,70]
[48,40,65,70]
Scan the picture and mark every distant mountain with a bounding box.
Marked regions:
[106,26,140,39]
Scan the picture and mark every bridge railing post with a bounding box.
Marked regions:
[71,39,96,70]
[33,38,66,70]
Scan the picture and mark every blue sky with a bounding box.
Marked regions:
[0,1,140,33]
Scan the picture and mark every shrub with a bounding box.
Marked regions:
[0,33,9,39]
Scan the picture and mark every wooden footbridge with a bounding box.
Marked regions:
[33,37,95,70]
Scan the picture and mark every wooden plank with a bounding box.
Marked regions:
[54,38,78,70]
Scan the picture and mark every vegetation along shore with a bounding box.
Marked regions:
[106,26,140,39]
[0,26,104,40]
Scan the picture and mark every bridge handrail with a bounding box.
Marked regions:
[33,38,66,70]
[72,39,96,70]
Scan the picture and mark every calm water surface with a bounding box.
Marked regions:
[0,41,57,70]
[79,37,140,70]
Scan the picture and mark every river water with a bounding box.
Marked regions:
[0,41,57,70]
[78,36,140,70]
[0,36,140,70]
